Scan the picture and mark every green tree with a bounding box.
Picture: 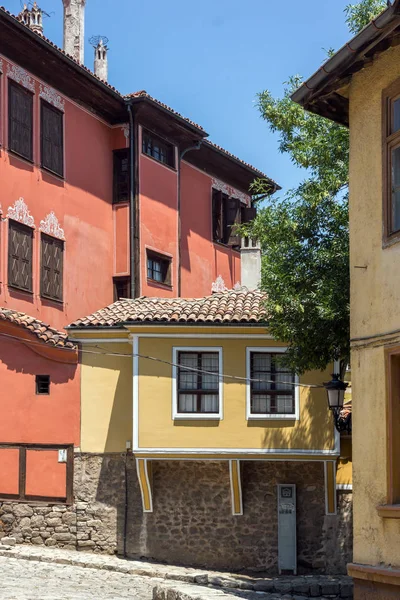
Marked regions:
[246,0,386,375]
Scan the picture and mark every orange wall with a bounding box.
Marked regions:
[0,55,127,331]
[0,448,19,494]
[0,336,79,445]
[26,449,67,498]
[180,161,241,296]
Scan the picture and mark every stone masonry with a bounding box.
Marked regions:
[0,455,352,575]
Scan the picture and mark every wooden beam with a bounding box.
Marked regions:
[136,458,153,513]
[229,459,243,516]
[324,460,337,515]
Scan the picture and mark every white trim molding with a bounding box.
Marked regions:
[7,198,35,228]
[172,346,223,421]
[39,84,65,112]
[39,211,65,240]
[132,336,139,451]
[245,347,300,421]
[7,64,35,93]
[336,483,352,491]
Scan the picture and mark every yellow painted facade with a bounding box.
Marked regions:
[348,44,400,569]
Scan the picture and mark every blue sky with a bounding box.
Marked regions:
[6,0,354,194]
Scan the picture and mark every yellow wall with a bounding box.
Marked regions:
[76,330,335,454]
[80,342,132,453]
[349,44,400,568]
[337,437,352,487]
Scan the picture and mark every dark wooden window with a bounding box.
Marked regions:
[36,375,50,395]
[250,352,295,415]
[113,276,131,301]
[113,149,130,203]
[142,130,175,168]
[212,189,248,248]
[8,220,33,292]
[41,101,64,177]
[8,80,33,162]
[40,234,64,302]
[147,250,171,286]
[386,348,400,505]
[177,352,219,414]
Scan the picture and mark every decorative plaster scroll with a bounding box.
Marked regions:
[0,59,3,74]
[39,211,65,240]
[7,198,35,228]
[121,125,129,148]
[7,64,35,93]
[39,84,65,112]
[211,275,228,294]
[211,177,251,207]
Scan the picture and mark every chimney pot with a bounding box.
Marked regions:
[240,237,261,291]
[62,0,86,64]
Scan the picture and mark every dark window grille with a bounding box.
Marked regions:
[8,220,33,292]
[36,375,50,395]
[177,351,219,414]
[40,234,64,302]
[41,101,64,177]
[113,149,130,203]
[142,130,175,168]
[250,352,295,415]
[147,251,171,286]
[8,80,33,162]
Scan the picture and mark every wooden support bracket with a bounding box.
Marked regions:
[136,458,153,513]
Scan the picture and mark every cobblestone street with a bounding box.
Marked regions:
[0,555,161,600]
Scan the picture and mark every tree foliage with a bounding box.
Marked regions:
[245,0,386,375]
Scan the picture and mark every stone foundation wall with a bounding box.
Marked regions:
[0,454,353,574]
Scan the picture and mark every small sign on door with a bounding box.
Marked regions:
[58,449,67,463]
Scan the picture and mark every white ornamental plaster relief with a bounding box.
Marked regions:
[7,198,35,228]
[121,126,129,147]
[39,84,65,112]
[7,64,35,93]
[211,178,251,207]
[211,275,228,294]
[39,211,65,240]
[0,59,3,74]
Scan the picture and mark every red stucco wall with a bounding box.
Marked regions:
[25,450,67,498]
[0,448,19,495]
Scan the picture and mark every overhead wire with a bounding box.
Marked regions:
[0,330,323,389]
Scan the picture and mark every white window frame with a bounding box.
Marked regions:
[246,347,299,421]
[172,346,223,420]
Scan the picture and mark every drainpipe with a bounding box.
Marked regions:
[127,103,136,299]
[177,142,202,296]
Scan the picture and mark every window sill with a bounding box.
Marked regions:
[173,413,222,421]
[8,149,34,165]
[247,414,297,421]
[147,278,172,290]
[8,285,33,295]
[41,166,65,181]
[213,241,240,253]
[377,504,400,519]
[41,294,64,306]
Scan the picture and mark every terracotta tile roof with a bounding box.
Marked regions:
[125,90,206,133]
[204,140,280,189]
[0,308,76,350]
[69,291,268,329]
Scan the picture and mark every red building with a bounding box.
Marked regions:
[0,3,277,511]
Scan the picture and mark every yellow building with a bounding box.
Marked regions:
[68,290,352,572]
[292,1,400,597]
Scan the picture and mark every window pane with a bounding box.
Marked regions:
[393,98,400,133]
[201,395,219,413]
[178,394,197,412]
[251,395,269,414]
[201,353,219,390]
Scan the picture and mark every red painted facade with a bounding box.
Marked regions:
[0,6,278,503]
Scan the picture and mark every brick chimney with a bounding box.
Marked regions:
[18,2,43,35]
[93,38,108,82]
[240,238,261,290]
[62,0,86,64]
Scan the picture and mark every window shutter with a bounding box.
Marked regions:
[41,101,64,177]
[223,197,240,246]
[41,234,64,301]
[9,81,33,162]
[212,189,223,242]
[113,149,130,203]
[8,221,33,292]
[241,206,257,224]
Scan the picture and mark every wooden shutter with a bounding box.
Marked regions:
[241,206,257,223]
[8,81,33,162]
[8,221,33,292]
[41,101,64,177]
[212,189,223,242]
[113,149,130,203]
[41,234,64,301]
[223,197,240,246]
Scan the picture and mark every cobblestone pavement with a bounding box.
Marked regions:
[0,555,163,600]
